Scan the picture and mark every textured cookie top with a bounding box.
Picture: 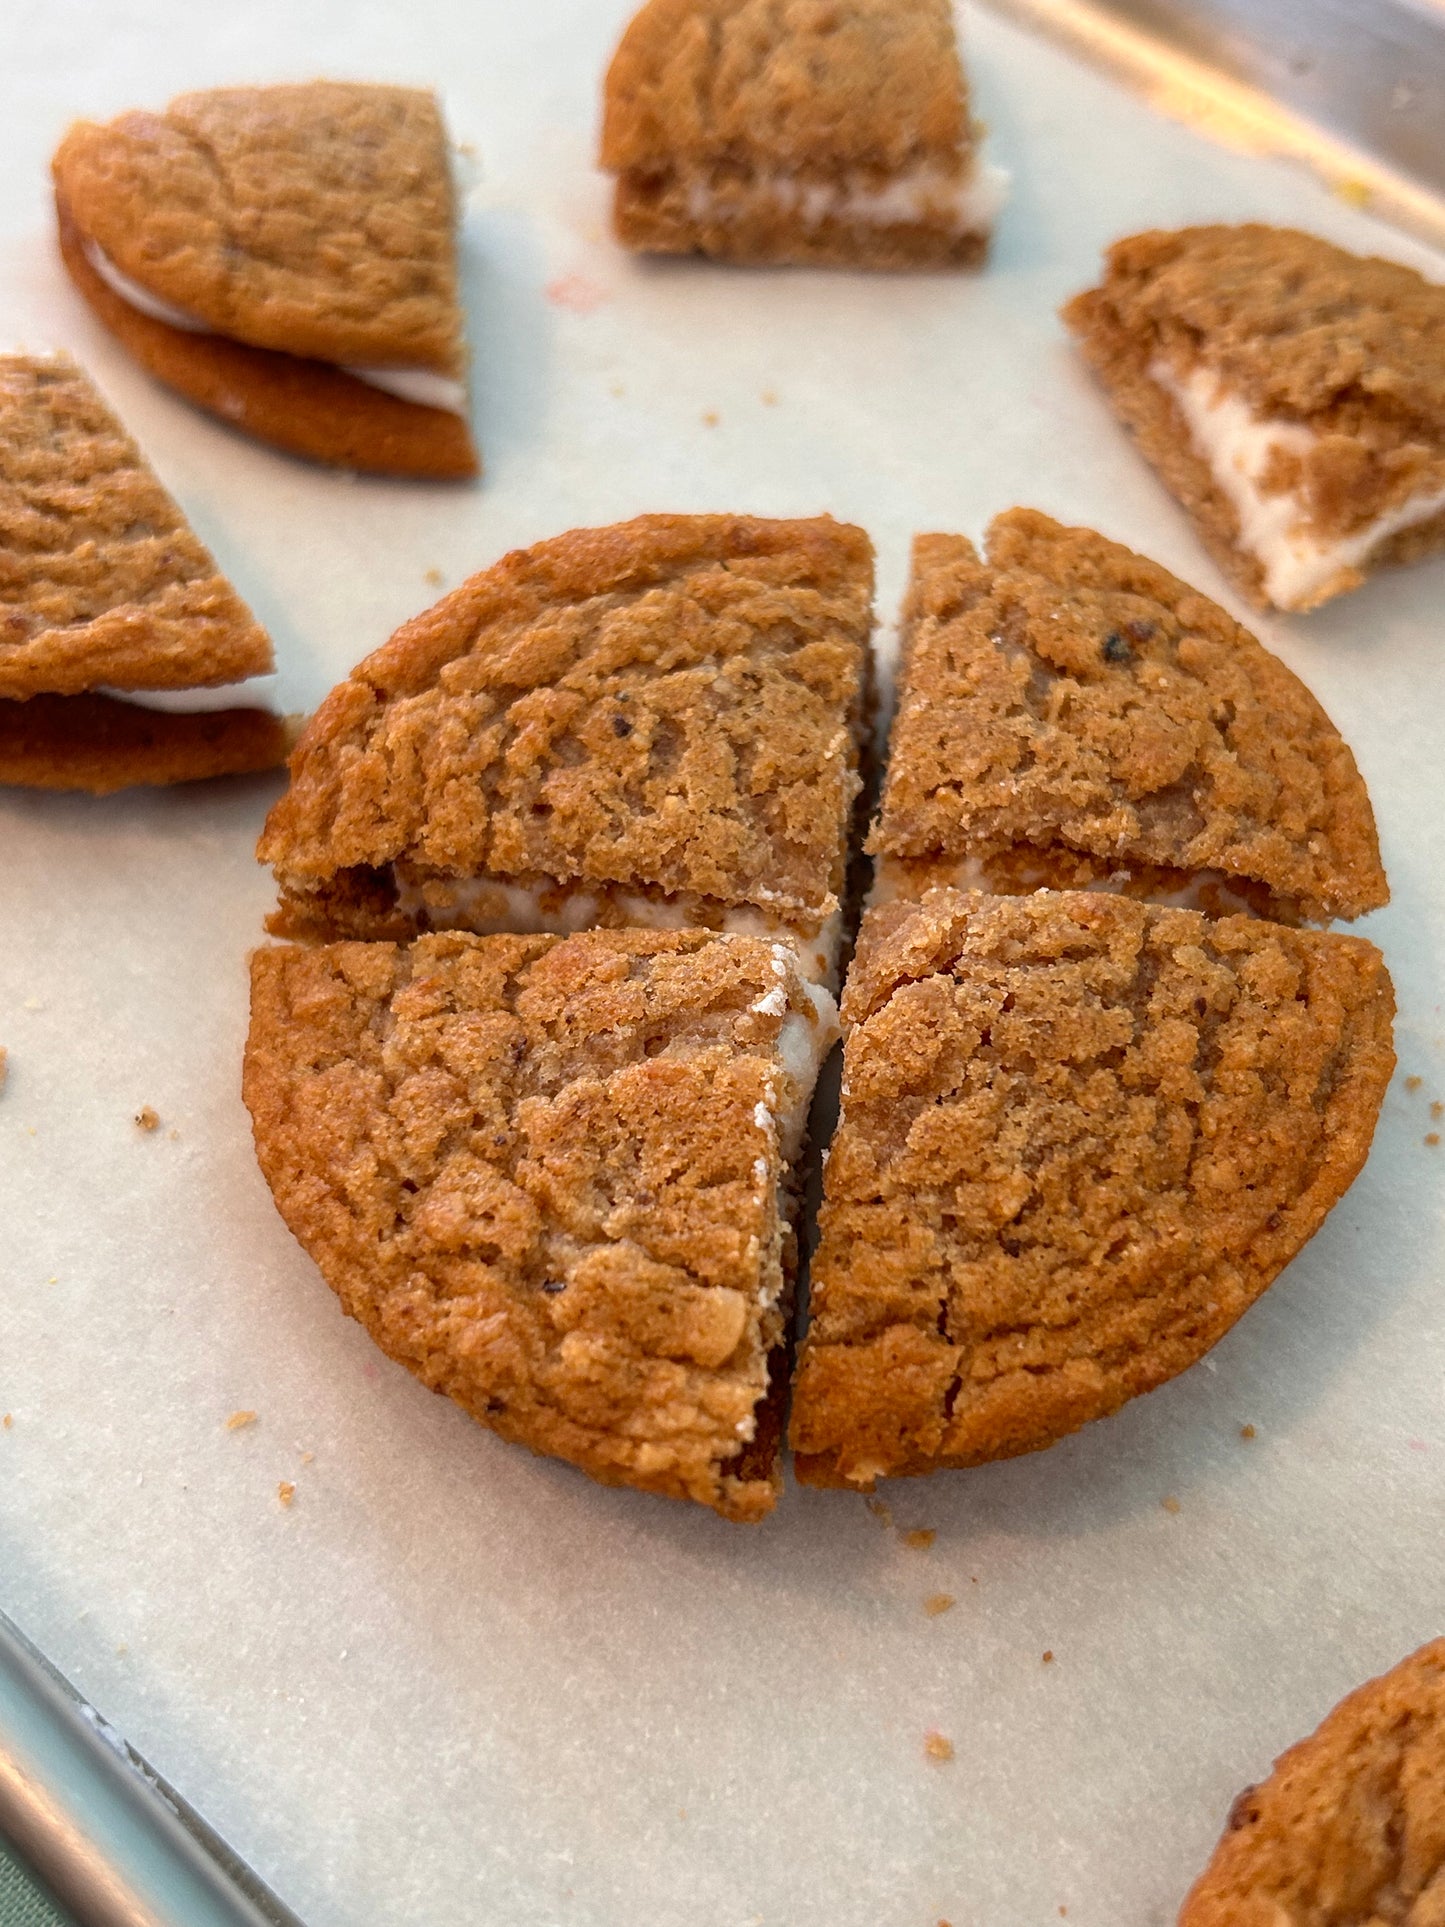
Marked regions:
[790,889,1394,1484]
[1180,1639,1445,1927]
[1068,225,1445,446]
[53,83,465,375]
[260,513,872,926]
[0,353,272,697]
[601,0,970,175]
[244,927,829,1520]
[870,509,1386,922]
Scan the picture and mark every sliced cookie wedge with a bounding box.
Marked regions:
[244,927,838,1520]
[789,889,1394,1487]
[1179,1639,1445,1926]
[259,513,875,986]
[53,83,477,479]
[600,0,1005,267]
[1063,226,1445,611]
[0,352,290,790]
[870,510,1387,925]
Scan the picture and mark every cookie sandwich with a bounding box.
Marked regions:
[601,0,1005,268]
[1064,226,1445,611]
[53,83,478,479]
[0,352,290,791]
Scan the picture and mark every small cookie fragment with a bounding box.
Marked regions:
[601,0,1004,268]
[53,84,477,478]
[1179,1639,1445,1926]
[0,354,288,790]
[870,510,1386,925]
[1063,226,1445,611]
[243,927,838,1520]
[258,513,874,986]
[790,889,1394,1487]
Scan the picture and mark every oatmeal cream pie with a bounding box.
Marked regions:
[600,0,1006,268]
[789,888,1394,1487]
[1063,226,1445,612]
[0,352,291,791]
[258,513,874,987]
[244,927,838,1519]
[53,83,478,479]
[1179,1638,1445,1926]
[869,510,1387,925]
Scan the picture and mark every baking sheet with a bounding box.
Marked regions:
[3,4,1444,1924]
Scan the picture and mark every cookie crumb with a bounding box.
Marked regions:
[167,1127,180,1141]
[225,1409,257,1431]
[865,1496,894,1527]
[923,1731,955,1763]
[1042,1650,1055,1665]
[1162,1494,1181,1514]
[1427,1133,1439,1147]
[299,1449,315,1465]
[134,1105,159,1131]
[277,1480,296,1508]
[761,388,778,406]
[902,1527,936,1550]
[423,567,443,586]
[2,1414,12,1430]
[1406,1075,1423,1092]
[1240,1422,1257,1440]
[701,409,720,427]
[924,1593,956,1617]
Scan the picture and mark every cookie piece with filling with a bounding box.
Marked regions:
[1179,1639,1445,1926]
[789,888,1394,1487]
[53,83,477,479]
[600,0,1005,268]
[870,510,1386,925]
[244,927,838,1520]
[0,352,291,791]
[1063,226,1445,611]
[258,513,875,986]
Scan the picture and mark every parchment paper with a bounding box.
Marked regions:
[3,4,1444,1924]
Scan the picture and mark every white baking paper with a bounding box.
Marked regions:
[3,5,1444,1924]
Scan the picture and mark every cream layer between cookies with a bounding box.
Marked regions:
[684,156,1009,238]
[94,675,281,713]
[389,866,846,988]
[82,241,469,416]
[870,853,1264,919]
[752,953,840,1164]
[1151,356,1445,610]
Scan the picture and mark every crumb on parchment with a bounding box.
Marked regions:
[1162,1494,1181,1514]
[924,1593,956,1617]
[902,1527,937,1550]
[135,1105,159,1131]
[278,1481,296,1508]
[924,1731,955,1763]
[226,1410,257,1431]
[1241,1423,1257,1440]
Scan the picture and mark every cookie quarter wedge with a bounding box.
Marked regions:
[0,352,290,791]
[259,513,874,985]
[789,889,1394,1487]
[244,928,838,1520]
[53,83,477,478]
[870,510,1387,925]
[601,0,1005,267]
[1179,1639,1445,1926]
[1063,226,1445,611]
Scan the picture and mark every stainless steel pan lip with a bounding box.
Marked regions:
[0,1609,305,1927]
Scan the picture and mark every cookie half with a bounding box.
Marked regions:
[1063,226,1445,611]
[601,0,1005,267]
[1179,1639,1445,1926]
[53,83,478,478]
[870,510,1387,925]
[244,928,838,1520]
[258,513,875,986]
[789,889,1394,1487]
[0,352,289,790]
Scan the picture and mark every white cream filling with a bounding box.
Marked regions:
[391,869,844,986]
[82,240,469,417]
[93,674,279,715]
[1151,356,1445,610]
[685,156,1008,238]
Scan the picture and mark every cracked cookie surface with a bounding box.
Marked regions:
[789,888,1394,1486]
[871,510,1386,924]
[1180,1639,1445,1927]
[245,927,834,1520]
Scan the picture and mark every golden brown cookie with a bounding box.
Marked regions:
[258,513,874,985]
[53,84,478,478]
[789,889,1394,1487]
[870,510,1387,925]
[1179,1639,1445,1926]
[0,693,296,792]
[244,927,838,1520]
[1063,227,1445,611]
[600,0,1002,267]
